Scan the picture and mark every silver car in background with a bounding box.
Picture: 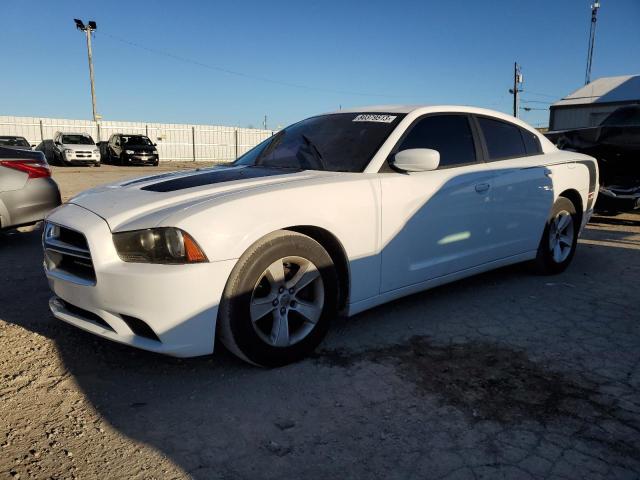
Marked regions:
[0,147,61,230]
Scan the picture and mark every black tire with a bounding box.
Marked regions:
[532,197,579,275]
[218,230,338,367]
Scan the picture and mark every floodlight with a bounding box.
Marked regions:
[74,19,85,30]
[88,21,97,30]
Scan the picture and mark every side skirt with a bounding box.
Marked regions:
[346,251,536,317]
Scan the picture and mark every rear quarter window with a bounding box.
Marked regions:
[521,129,542,155]
[477,117,527,160]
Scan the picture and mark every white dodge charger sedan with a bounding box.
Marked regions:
[43,106,598,366]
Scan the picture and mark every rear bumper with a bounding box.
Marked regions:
[44,203,237,357]
[0,177,61,229]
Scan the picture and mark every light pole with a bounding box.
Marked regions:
[74,19,99,123]
[509,62,523,118]
[584,2,601,85]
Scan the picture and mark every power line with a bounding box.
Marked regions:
[522,91,559,99]
[101,32,410,99]
[521,99,552,104]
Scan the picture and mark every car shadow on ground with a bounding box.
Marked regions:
[1,218,640,478]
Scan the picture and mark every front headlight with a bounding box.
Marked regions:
[125,150,135,155]
[152,150,158,154]
[93,149,99,155]
[113,228,208,264]
[64,149,74,155]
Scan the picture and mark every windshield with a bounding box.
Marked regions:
[235,113,404,172]
[601,106,640,126]
[61,134,95,145]
[121,135,153,146]
[0,137,29,147]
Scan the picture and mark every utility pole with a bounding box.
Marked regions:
[263,115,267,130]
[74,19,99,122]
[509,62,523,118]
[584,2,601,85]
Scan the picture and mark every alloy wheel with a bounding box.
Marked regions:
[548,210,574,263]
[249,256,325,347]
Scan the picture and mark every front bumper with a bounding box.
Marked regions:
[123,153,158,165]
[64,153,100,164]
[44,203,236,357]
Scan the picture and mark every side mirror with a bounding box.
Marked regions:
[153,143,157,146]
[393,148,440,172]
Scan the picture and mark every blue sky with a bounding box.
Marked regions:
[2,0,639,128]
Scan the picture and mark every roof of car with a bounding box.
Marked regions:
[334,105,428,114]
[326,104,542,131]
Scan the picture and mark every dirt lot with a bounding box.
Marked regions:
[1,164,639,479]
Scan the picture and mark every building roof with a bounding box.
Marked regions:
[552,74,640,107]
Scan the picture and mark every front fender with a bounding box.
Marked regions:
[169,175,383,304]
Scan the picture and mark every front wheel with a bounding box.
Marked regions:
[218,230,338,367]
[532,197,579,275]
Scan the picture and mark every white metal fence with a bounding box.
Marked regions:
[0,115,275,162]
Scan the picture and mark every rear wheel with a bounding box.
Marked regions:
[218,230,338,367]
[532,197,578,274]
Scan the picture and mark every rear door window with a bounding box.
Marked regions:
[477,117,527,160]
[397,114,477,168]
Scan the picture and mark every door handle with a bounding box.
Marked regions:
[475,183,490,193]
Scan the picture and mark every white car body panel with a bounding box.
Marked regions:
[43,105,598,357]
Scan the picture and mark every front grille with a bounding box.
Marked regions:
[72,150,95,159]
[43,223,96,284]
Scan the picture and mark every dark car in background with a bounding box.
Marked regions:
[0,147,60,230]
[101,134,159,166]
[0,136,34,151]
[546,105,640,211]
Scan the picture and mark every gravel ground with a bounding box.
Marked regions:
[1,164,639,479]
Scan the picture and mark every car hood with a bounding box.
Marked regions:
[68,165,339,231]
[62,143,98,151]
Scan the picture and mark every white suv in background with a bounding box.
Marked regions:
[52,132,101,167]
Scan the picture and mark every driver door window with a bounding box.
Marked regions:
[397,115,477,168]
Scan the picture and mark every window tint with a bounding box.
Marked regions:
[521,128,542,155]
[478,117,526,160]
[398,115,476,167]
[236,113,404,172]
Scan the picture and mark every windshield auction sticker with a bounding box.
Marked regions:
[352,114,397,123]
